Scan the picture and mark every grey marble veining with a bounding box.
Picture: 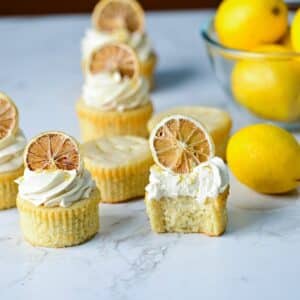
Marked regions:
[0,11,299,300]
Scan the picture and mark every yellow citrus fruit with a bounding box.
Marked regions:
[254,44,289,53]
[279,27,293,50]
[215,0,288,50]
[291,9,300,52]
[231,45,300,122]
[227,124,300,194]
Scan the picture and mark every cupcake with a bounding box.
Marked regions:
[16,132,100,248]
[77,42,153,142]
[147,106,232,160]
[82,0,157,88]
[145,115,230,236]
[0,92,26,210]
[83,135,153,203]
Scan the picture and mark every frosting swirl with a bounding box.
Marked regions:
[0,130,26,173]
[82,71,149,111]
[16,167,96,208]
[82,28,153,62]
[146,157,229,203]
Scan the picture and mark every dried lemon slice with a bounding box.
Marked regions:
[150,115,215,174]
[92,0,144,33]
[0,92,18,140]
[88,43,139,78]
[25,132,80,171]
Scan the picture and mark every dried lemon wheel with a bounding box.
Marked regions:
[25,132,80,171]
[0,92,18,140]
[88,43,139,78]
[150,115,215,174]
[92,0,144,33]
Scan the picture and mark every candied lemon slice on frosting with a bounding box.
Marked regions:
[147,106,232,159]
[88,42,139,78]
[25,132,80,171]
[92,0,144,33]
[0,92,18,140]
[150,115,215,174]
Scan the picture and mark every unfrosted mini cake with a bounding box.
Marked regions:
[83,135,153,203]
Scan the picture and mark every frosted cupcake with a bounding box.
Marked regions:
[82,0,157,88]
[145,115,230,236]
[77,42,153,142]
[16,132,100,248]
[0,92,26,210]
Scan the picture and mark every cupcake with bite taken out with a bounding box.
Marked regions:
[145,115,230,236]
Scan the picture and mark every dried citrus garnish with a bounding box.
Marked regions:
[25,132,80,171]
[92,0,144,33]
[88,42,139,78]
[150,115,215,173]
[0,92,18,140]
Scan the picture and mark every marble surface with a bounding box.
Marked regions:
[0,11,300,300]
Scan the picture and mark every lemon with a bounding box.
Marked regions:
[231,45,300,122]
[227,124,300,194]
[215,0,288,50]
[291,9,300,52]
[279,27,293,50]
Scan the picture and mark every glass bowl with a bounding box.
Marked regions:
[201,18,300,130]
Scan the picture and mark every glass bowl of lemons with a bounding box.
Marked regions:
[201,0,300,130]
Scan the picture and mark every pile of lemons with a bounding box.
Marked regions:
[214,0,300,195]
[215,0,300,123]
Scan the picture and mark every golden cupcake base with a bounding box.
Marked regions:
[85,156,153,203]
[0,167,24,210]
[145,188,229,236]
[17,189,100,248]
[140,53,157,90]
[76,101,153,142]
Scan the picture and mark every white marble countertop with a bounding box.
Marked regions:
[0,11,300,300]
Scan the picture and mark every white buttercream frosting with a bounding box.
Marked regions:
[82,71,149,111]
[0,130,26,173]
[16,167,96,208]
[146,157,229,203]
[82,28,153,62]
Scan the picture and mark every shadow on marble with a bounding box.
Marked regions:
[226,207,266,235]
[100,215,137,236]
[154,66,198,92]
[229,173,300,211]
[227,188,300,236]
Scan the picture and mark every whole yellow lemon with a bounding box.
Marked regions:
[215,0,288,50]
[231,45,300,122]
[227,124,300,194]
[279,27,293,50]
[291,9,300,52]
